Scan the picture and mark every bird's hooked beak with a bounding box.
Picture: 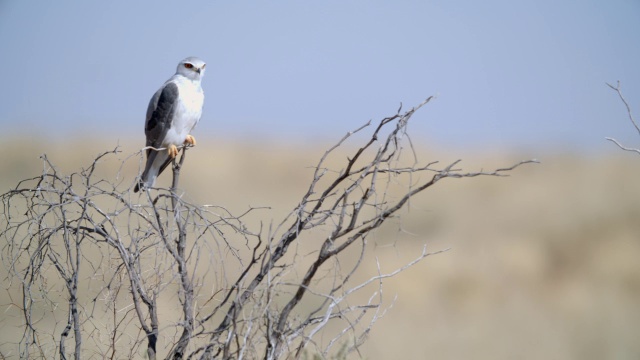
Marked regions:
[196,67,202,74]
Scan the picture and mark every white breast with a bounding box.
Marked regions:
[163,78,204,147]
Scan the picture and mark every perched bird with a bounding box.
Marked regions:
[134,56,206,192]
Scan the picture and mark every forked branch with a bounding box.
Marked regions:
[606,81,640,155]
[0,98,535,360]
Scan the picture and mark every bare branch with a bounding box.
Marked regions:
[1,98,534,359]
[605,137,640,155]
[606,81,640,154]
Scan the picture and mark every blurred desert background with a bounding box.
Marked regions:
[1,3,639,358]
[1,133,639,359]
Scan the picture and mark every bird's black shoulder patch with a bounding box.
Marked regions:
[145,83,179,133]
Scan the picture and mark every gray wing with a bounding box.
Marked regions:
[144,82,180,153]
[134,82,180,192]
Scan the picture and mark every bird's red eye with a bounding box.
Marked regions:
[184,63,193,69]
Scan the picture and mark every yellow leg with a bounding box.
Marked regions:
[167,144,179,158]
[184,135,196,146]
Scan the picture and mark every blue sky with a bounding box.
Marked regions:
[0,1,638,152]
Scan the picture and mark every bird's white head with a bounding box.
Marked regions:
[176,56,206,81]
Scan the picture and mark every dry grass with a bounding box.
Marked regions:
[1,137,639,359]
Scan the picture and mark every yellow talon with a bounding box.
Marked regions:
[167,144,179,158]
[184,135,196,146]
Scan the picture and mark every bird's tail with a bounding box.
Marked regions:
[134,151,160,193]
[134,150,172,193]
[134,169,156,193]
[133,179,147,193]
